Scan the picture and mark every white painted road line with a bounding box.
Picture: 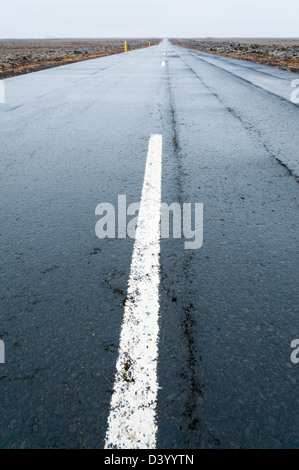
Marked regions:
[104,134,162,449]
[161,61,166,67]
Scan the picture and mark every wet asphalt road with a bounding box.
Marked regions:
[0,39,298,449]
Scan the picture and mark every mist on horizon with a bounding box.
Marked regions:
[0,0,298,39]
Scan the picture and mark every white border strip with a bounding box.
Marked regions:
[104,134,162,449]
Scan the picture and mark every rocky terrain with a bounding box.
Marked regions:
[0,39,160,79]
[171,38,299,73]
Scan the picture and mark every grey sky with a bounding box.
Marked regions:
[0,0,298,38]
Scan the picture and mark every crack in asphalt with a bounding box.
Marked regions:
[163,60,207,447]
[177,51,299,182]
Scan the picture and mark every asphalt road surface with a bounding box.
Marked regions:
[0,39,298,449]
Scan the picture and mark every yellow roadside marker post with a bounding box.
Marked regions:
[149,42,151,47]
[125,41,127,52]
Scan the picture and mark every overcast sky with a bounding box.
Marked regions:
[0,0,298,38]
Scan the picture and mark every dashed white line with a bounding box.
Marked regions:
[161,61,166,67]
[104,134,162,449]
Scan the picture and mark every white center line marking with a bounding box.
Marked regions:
[161,61,166,67]
[104,134,162,450]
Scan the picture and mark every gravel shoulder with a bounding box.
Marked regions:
[0,39,160,79]
[170,38,299,73]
